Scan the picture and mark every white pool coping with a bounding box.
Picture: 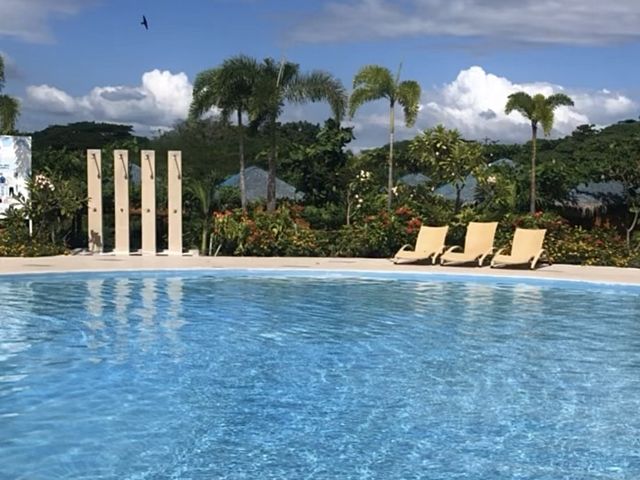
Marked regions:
[0,255,638,286]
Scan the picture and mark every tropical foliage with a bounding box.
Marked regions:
[0,54,20,134]
[3,54,640,267]
[190,55,258,210]
[248,58,347,212]
[410,125,484,213]
[505,91,574,213]
[349,64,421,210]
[0,172,85,256]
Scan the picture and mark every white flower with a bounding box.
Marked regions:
[358,170,372,181]
[487,175,497,184]
[33,174,55,191]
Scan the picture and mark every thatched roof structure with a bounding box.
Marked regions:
[220,166,303,202]
[561,181,624,214]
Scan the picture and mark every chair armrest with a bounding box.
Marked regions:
[397,244,412,253]
[443,245,462,255]
[390,244,414,262]
[530,249,548,269]
[478,247,494,267]
[490,248,505,267]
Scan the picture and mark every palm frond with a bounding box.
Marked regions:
[348,86,386,118]
[0,94,19,134]
[190,55,261,121]
[287,71,347,122]
[396,80,421,127]
[538,107,554,136]
[0,55,5,91]
[546,93,574,109]
[189,69,221,119]
[349,65,394,118]
[352,65,394,92]
[505,91,534,118]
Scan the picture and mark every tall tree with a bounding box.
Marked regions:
[349,64,421,210]
[190,55,259,211]
[505,91,574,214]
[282,119,354,206]
[604,135,640,250]
[410,125,484,213]
[0,54,20,134]
[250,58,347,212]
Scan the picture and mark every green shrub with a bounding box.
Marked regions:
[497,212,633,266]
[211,204,325,256]
[0,208,66,256]
[211,204,425,258]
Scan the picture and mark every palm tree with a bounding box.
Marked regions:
[349,64,421,210]
[505,92,574,214]
[250,58,347,212]
[190,55,259,211]
[186,175,219,254]
[0,54,20,134]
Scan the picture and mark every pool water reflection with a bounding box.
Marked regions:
[0,270,639,479]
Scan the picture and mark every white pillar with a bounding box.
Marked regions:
[167,150,182,255]
[87,149,103,252]
[114,149,130,255]
[141,150,156,255]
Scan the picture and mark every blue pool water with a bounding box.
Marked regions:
[0,270,639,479]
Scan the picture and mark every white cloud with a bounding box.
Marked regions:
[420,66,636,142]
[344,66,638,147]
[0,0,98,43]
[24,70,193,133]
[291,0,640,46]
[19,65,639,148]
[26,85,77,114]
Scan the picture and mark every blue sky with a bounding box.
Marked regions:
[2,0,640,149]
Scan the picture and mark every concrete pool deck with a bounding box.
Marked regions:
[0,255,638,285]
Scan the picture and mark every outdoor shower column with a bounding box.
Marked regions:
[141,150,156,255]
[167,150,182,255]
[113,149,130,255]
[86,149,103,253]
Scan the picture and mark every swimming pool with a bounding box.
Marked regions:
[0,269,639,479]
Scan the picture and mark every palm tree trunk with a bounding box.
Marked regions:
[267,117,277,212]
[455,183,464,214]
[201,225,208,254]
[626,208,639,250]
[388,100,395,211]
[530,121,537,214]
[237,109,247,212]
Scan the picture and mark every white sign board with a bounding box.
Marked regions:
[0,136,32,217]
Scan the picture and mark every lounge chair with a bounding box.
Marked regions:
[491,228,548,269]
[392,225,449,264]
[440,221,498,267]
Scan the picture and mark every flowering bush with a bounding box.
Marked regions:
[497,212,635,266]
[332,206,424,257]
[210,203,428,258]
[0,206,66,257]
[346,169,386,224]
[211,204,325,256]
[0,171,85,257]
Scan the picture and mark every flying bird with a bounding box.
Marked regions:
[141,15,148,30]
